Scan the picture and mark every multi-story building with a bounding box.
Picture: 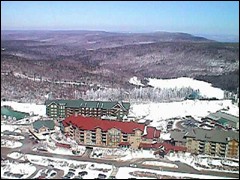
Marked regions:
[1,106,30,120]
[206,111,239,129]
[170,128,239,159]
[45,99,130,120]
[61,115,161,149]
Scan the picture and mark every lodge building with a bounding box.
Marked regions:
[45,99,130,120]
[61,115,162,149]
[170,128,239,159]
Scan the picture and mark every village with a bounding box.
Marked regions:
[1,97,239,179]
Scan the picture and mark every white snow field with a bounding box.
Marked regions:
[130,99,238,128]
[1,124,18,132]
[129,76,145,86]
[7,152,23,159]
[91,147,156,161]
[1,139,23,148]
[1,160,36,179]
[142,161,178,168]
[2,98,238,132]
[167,152,239,174]
[25,154,113,179]
[116,167,233,179]
[1,101,46,116]
[129,76,225,99]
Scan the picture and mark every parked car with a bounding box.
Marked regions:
[129,164,137,167]
[78,171,88,176]
[66,171,75,177]
[69,168,76,172]
[98,173,107,179]
[72,175,83,179]
[50,171,57,177]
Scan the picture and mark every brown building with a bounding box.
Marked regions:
[62,115,161,149]
[170,128,239,159]
[45,99,130,120]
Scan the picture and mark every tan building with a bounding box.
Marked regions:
[171,128,239,159]
[62,115,161,149]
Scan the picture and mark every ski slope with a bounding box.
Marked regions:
[129,100,238,128]
[129,77,225,99]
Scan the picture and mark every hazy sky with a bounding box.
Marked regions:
[1,1,239,35]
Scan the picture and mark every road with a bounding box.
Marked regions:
[1,131,239,179]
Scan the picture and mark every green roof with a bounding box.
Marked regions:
[45,99,130,110]
[185,91,201,100]
[207,111,239,123]
[33,120,55,131]
[1,107,30,120]
[184,128,239,143]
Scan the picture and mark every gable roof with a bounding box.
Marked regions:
[207,111,239,123]
[62,115,145,134]
[46,99,130,110]
[142,126,161,139]
[183,128,239,143]
[170,130,187,143]
[139,142,187,153]
[1,107,30,120]
[33,120,55,131]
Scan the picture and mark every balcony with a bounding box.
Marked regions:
[219,149,226,155]
[211,146,216,150]
[220,146,226,151]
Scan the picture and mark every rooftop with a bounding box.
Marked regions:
[45,99,130,110]
[142,126,161,139]
[207,111,239,123]
[184,128,239,143]
[63,115,145,134]
[33,120,55,131]
[139,142,187,153]
[1,106,30,120]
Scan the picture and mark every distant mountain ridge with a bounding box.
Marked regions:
[1,30,212,44]
[1,30,239,102]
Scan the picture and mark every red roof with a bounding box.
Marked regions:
[62,120,69,127]
[143,126,161,139]
[139,142,187,153]
[55,142,71,149]
[138,143,154,149]
[63,115,145,134]
[119,142,131,146]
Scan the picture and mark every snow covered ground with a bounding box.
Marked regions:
[7,152,23,159]
[7,135,25,140]
[1,124,19,132]
[1,139,23,148]
[129,76,225,99]
[130,99,238,129]
[46,146,77,156]
[167,152,239,174]
[116,167,233,179]
[1,160,36,179]
[14,115,42,124]
[129,76,144,86]
[142,161,178,168]
[25,154,113,179]
[2,97,238,132]
[91,147,156,161]
[1,101,46,116]
[160,132,171,140]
